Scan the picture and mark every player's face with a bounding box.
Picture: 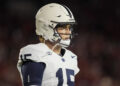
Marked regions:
[57,24,72,40]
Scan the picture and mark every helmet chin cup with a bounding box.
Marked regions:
[59,39,71,47]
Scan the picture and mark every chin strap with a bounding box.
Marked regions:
[52,39,70,51]
[51,43,60,51]
[59,39,71,48]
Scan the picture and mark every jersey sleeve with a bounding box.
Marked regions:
[17,45,47,74]
[17,45,48,86]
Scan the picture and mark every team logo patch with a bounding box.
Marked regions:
[71,56,75,58]
[47,51,52,55]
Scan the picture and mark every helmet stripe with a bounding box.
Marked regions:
[62,5,72,18]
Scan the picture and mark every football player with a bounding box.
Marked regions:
[17,3,80,86]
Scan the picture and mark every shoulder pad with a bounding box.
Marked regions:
[19,43,49,62]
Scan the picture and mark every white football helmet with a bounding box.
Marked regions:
[35,3,76,47]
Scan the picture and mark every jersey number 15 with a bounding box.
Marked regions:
[56,68,75,86]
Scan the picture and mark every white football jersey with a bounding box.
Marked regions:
[17,43,80,86]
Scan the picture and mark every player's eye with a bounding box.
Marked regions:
[55,24,73,29]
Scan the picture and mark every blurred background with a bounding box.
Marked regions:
[0,0,120,86]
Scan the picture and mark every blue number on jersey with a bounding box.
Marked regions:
[66,69,75,86]
[20,54,31,61]
[56,68,75,86]
[56,68,63,86]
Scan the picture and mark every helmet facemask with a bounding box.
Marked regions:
[53,23,74,47]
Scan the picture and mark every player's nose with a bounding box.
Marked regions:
[65,28,71,34]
